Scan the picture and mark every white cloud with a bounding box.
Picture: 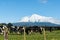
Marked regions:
[20,16,29,22]
[19,14,60,24]
[40,0,48,3]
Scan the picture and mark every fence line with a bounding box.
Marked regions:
[23,27,26,40]
[43,28,46,40]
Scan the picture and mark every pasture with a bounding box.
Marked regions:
[0,30,60,40]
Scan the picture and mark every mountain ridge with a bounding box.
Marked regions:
[12,22,60,27]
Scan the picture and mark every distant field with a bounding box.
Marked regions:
[0,30,60,40]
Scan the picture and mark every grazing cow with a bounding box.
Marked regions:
[38,27,43,34]
[25,27,30,35]
[9,26,18,33]
[49,27,52,32]
[18,27,24,34]
[25,26,43,35]
[0,26,3,33]
[0,27,2,33]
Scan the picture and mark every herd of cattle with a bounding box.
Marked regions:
[0,25,60,35]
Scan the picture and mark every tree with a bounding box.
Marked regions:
[7,23,13,27]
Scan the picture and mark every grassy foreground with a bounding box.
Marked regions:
[0,30,60,40]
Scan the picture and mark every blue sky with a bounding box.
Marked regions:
[0,0,60,23]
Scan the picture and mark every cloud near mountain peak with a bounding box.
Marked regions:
[19,14,60,24]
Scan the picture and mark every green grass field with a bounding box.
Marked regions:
[0,30,60,40]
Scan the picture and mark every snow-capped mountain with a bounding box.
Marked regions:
[19,14,60,25]
[12,14,60,26]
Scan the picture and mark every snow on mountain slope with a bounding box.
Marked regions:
[19,14,60,24]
